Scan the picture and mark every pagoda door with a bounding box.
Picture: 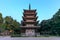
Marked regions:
[25,29,35,36]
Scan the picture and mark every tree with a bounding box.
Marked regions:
[0,13,3,33]
[4,16,13,30]
[40,9,60,36]
[0,13,3,24]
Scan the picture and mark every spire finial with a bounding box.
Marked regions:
[29,4,31,10]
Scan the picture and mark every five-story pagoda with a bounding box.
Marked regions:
[20,4,40,36]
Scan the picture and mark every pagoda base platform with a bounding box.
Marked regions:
[20,26,40,37]
[21,33,40,37]
[20,26,40,29]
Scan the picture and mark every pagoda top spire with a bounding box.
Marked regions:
[29,4,31,10]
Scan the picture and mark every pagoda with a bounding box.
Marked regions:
[20,4,40,36]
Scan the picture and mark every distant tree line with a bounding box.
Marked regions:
[0,13,21,36]
[39,9,60,36]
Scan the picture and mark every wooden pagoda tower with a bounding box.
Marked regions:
[20,4,40,36]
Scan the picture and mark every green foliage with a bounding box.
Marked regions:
[0,13,21,36]
[0,13,3,33]
[40,9,60,36]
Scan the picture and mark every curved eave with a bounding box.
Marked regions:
[36,16,38,20]
[20,26,40,29]
[23,13,37,16]
[23,9,36,12]
[22,16,38,20]
[21,21,26,26]
[23,21,36,23]
[34,21,39,25]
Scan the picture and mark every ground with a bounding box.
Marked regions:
[0,36,60,40]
